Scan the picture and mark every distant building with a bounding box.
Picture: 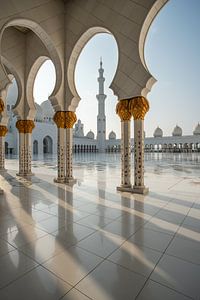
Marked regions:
[5,62,200,155]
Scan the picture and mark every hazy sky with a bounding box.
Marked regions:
[34,0,200,138]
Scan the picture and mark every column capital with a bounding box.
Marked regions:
[129,96,149,120]
[53,111,77,128]
[16,120,35,133]
[65,111,77,128]
[116,99,132,121]
[53,111,65,128]
[0,98,4,113]
[0,125,8,137]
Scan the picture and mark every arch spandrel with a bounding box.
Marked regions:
[0,18,63,104]
[65,0,168,109]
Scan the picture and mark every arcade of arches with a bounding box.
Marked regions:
[0,0,169,193]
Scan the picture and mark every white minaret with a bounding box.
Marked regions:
[96,58,107,152]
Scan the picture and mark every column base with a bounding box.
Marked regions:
[54,177,66,184]
[16,172,34,177]
[117,185,132,192]
[131,186,149,195]
[65,177,77,185]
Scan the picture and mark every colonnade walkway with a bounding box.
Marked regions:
[0,154,199,299]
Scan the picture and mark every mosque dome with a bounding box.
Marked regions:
[35,103,44,122]
[41,100,54,120]
[86,130,94,139]
[153,126,163,138]
[109,131,116,140]
[193,123,200,135]
[172,125,182,136]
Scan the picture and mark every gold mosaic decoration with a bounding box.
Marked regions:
[0,125,8,137]
[53,111,77,128]
[65,111,77,128]
[0,98,4,113]
[16,120,35,133]
[129,96,149,120]
[116,99,132,121]
[53,111,66,128]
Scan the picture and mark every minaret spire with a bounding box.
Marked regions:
[96,58,107,152]
[98,57,105,94]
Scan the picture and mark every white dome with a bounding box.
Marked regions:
[193,123,200,135]
[86,130,94,139]
[41,100,54,118]
[172,125,182,136]
[109,131,116,140]
[153,126,163,138]
[35,103,44,122]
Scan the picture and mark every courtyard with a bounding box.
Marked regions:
[0,153,199,299]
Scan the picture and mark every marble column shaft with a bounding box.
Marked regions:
[65,111,77,183]
[116,99,132,191]
[121,120,131,187]
[131,96,149,194]
[0,126,8,170]
[57,127,65,182]
[16,120,35,176]
[66,128,73,181]
[133,119,144,188]
[53,111,77,183]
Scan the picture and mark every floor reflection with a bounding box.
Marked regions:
[0,153,199,299]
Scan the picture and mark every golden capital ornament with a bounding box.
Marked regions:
[65,111,77,128]
[16,120,35,133]
[0,125,8,137]
[53,111,66,128]
[129,96,149,120]
[116,99,132,121]
[53,111,77,128]
[0,98,5,113]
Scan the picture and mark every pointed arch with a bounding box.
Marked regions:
[0,18,62,98]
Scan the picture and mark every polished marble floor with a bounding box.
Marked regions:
[0,153,200,299]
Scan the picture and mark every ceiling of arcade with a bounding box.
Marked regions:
[0,0,168,116]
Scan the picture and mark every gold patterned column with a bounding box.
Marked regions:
[53,111,66,183]
[0,98,5,114]
[0,98,5,193]
[116,99,132,191]
[53,111,77,183]
[0,125,8,171]
[130,96,149,194]
[65,111,77,183]
[16,120,35,176]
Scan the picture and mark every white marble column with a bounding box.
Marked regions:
[131,96,149,195]
[65,111,77,183]
[16,120,35,176]
[116,100,132,192]
[0,98,6,193]
[53,112,66,183]
[66,128,73,182]
[0,126,8,171]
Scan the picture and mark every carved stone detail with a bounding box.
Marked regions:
[0,98,4,113]
[129,96,149,120]
[116,99,132,121]
[65,111,77,128]
[0,137,5,170]
[0,126,8,137]
[53,111,65,129]
[53,111,77,128]
[16,120,35,134]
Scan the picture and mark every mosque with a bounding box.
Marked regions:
[0,1,200,299]
[5,60,200,156]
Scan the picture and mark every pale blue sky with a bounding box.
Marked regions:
[34,0,200,138]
